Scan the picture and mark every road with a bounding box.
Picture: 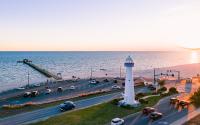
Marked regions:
[0,92,120,125]
[124,81,198,125]
[0,86,149,125]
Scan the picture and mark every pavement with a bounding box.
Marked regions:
[0,92,121,125]
[0,86,149,125]
[123,79,200,125]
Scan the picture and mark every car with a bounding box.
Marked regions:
[31,91,39,97]
[23,92,31,97]
[69,86,76,90]
[170,97,178,104]
[59,101,75,111]
[178,100,190,107]
[89,79,97,84]
[143,107,155,115]
[33,83,41,87]
[148,85,156,90]
[17,87,25,90]
[111,118,124,125]
[45,89,52,94]
[149,112,163,120]
[57,87,63,92]
[112,85,121,89]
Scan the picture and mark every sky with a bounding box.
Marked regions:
[0,0,200,51]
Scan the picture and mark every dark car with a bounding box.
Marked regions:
[59,101,75,111]
[178,100,190,107]
[143,107,155,115]
[31,91,39,97]
[23,92,31,97]
[170,97,178,104]
[148,85,156,90]
[57,87,63,92]
[149,112,163,120]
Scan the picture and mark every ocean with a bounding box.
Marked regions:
[0,51,199,92]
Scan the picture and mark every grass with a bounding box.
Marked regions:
[183,114,200,125]
[0,90,121,118]
[29,96,162,125]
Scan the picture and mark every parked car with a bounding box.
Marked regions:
[170,97,178,104]
[23,92,31,97]
[69,86,76,90]
[112,85,121,89]
[59,101,75,111]
[143,107,155,115]
[31,91,39,97]
[111,118,124,125]
[45,89,52,94]
[149,112,163,120]
[57,87,63,92]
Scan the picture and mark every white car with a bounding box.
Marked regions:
[69,86,76,90]
[112,85,121,89]
[45,89,52,94]
[89,80,97,84]
[111,118,124,125]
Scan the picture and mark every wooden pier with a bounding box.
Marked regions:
[18,59,62,80]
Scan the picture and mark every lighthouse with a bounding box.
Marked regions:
[122,56,139,106]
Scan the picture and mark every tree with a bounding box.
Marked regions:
[190,88,200,107]
[158,80,165,86]
[169,87,178,94]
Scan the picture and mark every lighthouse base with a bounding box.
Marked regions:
[119,100,140,107]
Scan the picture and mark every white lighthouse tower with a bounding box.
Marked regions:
[122,56,139,106]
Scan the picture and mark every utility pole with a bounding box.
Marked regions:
[27,70,30,88]
[120,66,122,79]
[90,67,93,80]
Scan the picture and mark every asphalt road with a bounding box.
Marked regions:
[0,92,120,125]
[124,82,197,125]
[0,86,149,125]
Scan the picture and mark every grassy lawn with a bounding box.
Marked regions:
[0,90,121,118]
[30,96,162,125]
[183,114,200,125]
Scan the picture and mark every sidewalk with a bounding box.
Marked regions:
[171,107,200,125]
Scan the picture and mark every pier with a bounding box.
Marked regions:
[18,59,62,80]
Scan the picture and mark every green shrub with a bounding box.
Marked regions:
[169,87,178,94]
[190,88,200,107]
[139,98,148,104]
[158,80,165,86]
[135,93,146,100]
[111,98,122,105]
[157,87,167,93]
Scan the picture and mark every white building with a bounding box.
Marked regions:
[121,56,139,106]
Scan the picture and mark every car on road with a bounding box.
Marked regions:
[45,89,52,94]
[170,97,178,104]
[59,101,75,111]
[112,85,121,89]
[89,79,97,84]
[178,100,190,108]
[24,92,31,97]
[148,85,156,90]
[69,86,76,90]
[149,112,163,120]
[31,91,39,97]
[143,107,155,115]
[57,87,63,92]
[111,118,124,125]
